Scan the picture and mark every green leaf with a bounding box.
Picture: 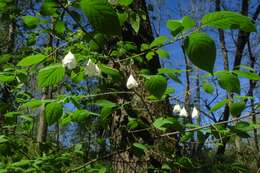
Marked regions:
[229,126,250,138]
[80,0,121,36]
[127,118,139,129]
[89,33,106,51]
[96,99,117,108]
[145,51,155,60]
[0,2,7,11]
[37,64,65,88]
[96,100,117,121]
[0,54,11,64]
[17,54,47,67]
[201,11,256,32]
[153,117,173,131]
[217,72,240,94]
[156,49,170,58]
[130,13,140,33]
[98,167,106,173]
[184,32,216,73]
[20,99,43,109]
[230,101,245,117]
[55,21,65,34]
[45,102,63,125]
[235,121,250,131]
[182,16,195,30]
[117,12,128,26]
[202,81,214,94]
[99,64,120,78]
[22,16,40,29]
[166,20,184,37]
[233,70,260,81]
[0,72,15,82]
[150,36,168,48]
[11,160,31,168]
[0,135,8,144]
[145,75,167,99]
[40,0,57,16]
[210,99,228,112]
[71,109,98,122]
[133,143,148,152]
[118,0,133,6]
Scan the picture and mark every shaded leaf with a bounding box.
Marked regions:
[184,32,216,73]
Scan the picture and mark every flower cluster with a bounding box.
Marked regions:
[173,104,199,118]
[62,52,101,77]
[62,52,140,89]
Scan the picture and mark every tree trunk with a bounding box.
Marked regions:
[216,0,260,155]
[111,0,173,172]
[0,4,16,128]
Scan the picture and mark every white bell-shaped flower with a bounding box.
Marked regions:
[62,51,77,70]
[126,74,138,89]
[192,107,199,118]
[173,104,181,113]
[179,107,188,117]
[85,59,101,77]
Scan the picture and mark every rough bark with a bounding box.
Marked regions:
[0,3,16,128]
[111,0,173,172]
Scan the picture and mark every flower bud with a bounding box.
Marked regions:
[126,74,138,89]
[62,51,77,70]
[85,59,101,77]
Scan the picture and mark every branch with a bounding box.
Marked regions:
[65,146,131,173]
[54,0,101,48]
[161,112,260,137]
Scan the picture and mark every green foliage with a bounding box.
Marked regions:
[99,64,120,78]
[22,16,40,29]
[37,64,65,87]
[0,72,15,82]
[17,54,47,67]
[184,32,216,73]
[233,70,260,81]
[230,101,246,117]
[118,0,133,6]
[150,35,168,48]
[0,1,259,173]
[45,102,63,125]
[153,117,174,131]
[202,81,215,94]
[211,99,228,112]
[201,11,256,32]
[167,16,195,36]
[20,99,44,109]
[167,20,183,36]
[217,72,240,94]
[54,21,65,34]
[182,16,195,30]
[40,0,57,16]
[144,75,167,99]
[80,0,121,36]
[129,12,140,33]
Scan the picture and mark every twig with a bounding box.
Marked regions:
[54,0,101,48]
[161,112,259,137]
[65,146,131,173]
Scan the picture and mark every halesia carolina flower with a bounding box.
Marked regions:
[126,74,138,89]
[192,107,199,118]
[62,51,77,70]
[173,104,181,113]
[179,107,188,117]
[85,59,101,77]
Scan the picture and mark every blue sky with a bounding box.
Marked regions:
[148,0,259,124]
